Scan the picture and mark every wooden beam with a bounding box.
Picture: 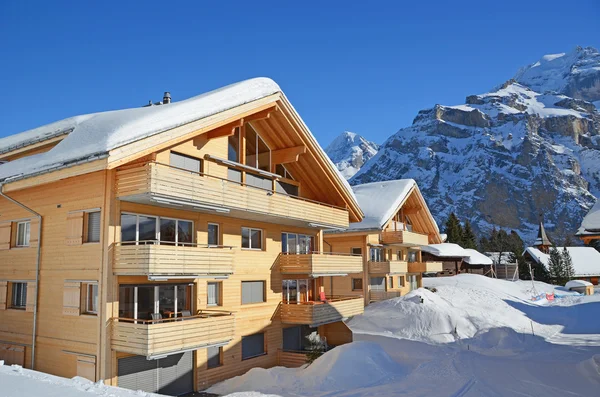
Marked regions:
[244,105,278,123]
[205,119,243,141]
[271,145,307,165]
[403,206,422,215]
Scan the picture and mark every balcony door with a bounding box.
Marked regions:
[120,213,193,246]
[282,279,310,303]
[119,284,193,320]
[281,233,314,254]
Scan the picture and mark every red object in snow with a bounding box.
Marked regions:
[546,293,555,301]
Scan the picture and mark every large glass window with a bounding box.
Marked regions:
[118,284,192,320]
[241,281,265,304]
[207,346,222,369]
[407,251,418,263]
[245,123,270,171]
[281,233,314,254]
[241,333,265,360]
[282,279,310,303]
[227,128,242,183]
[370,247,383,262]
[121,214,193,245]
[283,325,318,352]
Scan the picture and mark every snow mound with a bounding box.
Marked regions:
[208,342,406,396]
[566,280,593,288]
[348,274,598,346]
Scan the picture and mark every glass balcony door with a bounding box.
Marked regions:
[282,279,310,303]
[119,284,193,321]
[281,233,314,254]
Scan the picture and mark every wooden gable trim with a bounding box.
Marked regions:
[107,94,281,169]
[205,119,243,141]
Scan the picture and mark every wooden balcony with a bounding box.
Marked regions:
[407,261,443,273]
[279,253,363,276]
[380,230,429,246]
[280,296,364,327]
[113,242,234,276]
[116,162,349,229]
[368,260,408,274]
[111,310,235,358]
[369,290,402,302]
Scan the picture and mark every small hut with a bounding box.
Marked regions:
[565,280,594,295]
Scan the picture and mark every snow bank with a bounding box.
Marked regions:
[349,274,599,345]
[566,279,593,288]
[208,342,406,396]
[0,362,159,397]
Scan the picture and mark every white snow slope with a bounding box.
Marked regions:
[210,275,600,397]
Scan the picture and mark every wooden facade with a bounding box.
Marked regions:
[0,90,366,394]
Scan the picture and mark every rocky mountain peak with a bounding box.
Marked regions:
[325,131,380,179]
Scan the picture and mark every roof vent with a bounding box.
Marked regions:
[163,92,171,104]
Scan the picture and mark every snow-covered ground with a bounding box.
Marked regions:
[209,275,600,397]
[0,362,160,397]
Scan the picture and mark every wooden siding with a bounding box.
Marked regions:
[112,244,234,276]
[277,349,307,368]
[279,253,363,276]
[111,312,235,357]
[369,290,402,302]
[115,162,349,228]
[407,261,443,273]
[380,230,429,246]
[280,297,364,327]
[368,260,408,274]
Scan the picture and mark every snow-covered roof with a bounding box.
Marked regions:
[421,243,469,258]
[463,249,494,265]
[524,246,600,277]
[347,179,416,230]
[578,199,600,236]
[0,77,280,182]
[565,279,593,289]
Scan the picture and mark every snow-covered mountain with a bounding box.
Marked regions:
[351,46,600,244]
[325,132,379,179]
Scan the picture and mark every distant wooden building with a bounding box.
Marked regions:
[421,243,469,276]
[577,200,600,244]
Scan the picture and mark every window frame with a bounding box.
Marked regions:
[207,223,220,246]
[351,278,363,291]
[84,211,102,244]
[241,227,263,250]
[15,221,31,247]
[10,282,27,309]
[241,280,266,305]
[241,332,266,360]
[207,345,223,369]
[398,275,406,287]
[83,283,99,315]
[281,232,314,254]
[207,281,222,307]
[120,212,194,246]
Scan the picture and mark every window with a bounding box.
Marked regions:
[275,164,295,180]
[241,281,265,304]
[11,282,27,309]
[281,233,314,254]
[227,128,242,183]
[407,251,418,263]
[398,276,405,287]
[369,247,383,262]
[242,227,262,250]
[85,211,101,243]
[207,282,221,306]
[351,278,363,291]
[16,221,30,247]
[275,180,299,196]
[241,332,265,360]
[388,277,394,289]
[282,279,309,303]
[84,283,99,315]
[121,213,193,245]
[207,346,222,369]
[170,152,202,173]
[208,223,220,246]
[396,251,403,261]
[245,123,270,171]
[118,284,193,320]
[351,247,362,256]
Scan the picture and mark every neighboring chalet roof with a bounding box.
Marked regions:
[463,249,494,266]
[577,200,600,237]
[421,243,469,258]
[534,222,552,246]
[349,179,415,230]
[524,246,600,277]
[0,77,363,221]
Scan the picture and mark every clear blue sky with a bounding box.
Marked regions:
[1,0,599,147]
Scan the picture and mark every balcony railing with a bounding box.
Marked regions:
[368,260,408,274]
[380,230,429,246]
[407,261,443,273]
[116,162,349,229]
[111,310,235,358]
[279,252,363,276]
[280,296,364,327]
[369,290,402,302]
[112,241,234,276]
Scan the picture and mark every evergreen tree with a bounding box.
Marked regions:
[587,239,600,253]
[444,213,463,244]
[479,236,490,252]
[462,221,477,249]
[561,247,575,281]
[563,234,574,247]
[548,247,565,285]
